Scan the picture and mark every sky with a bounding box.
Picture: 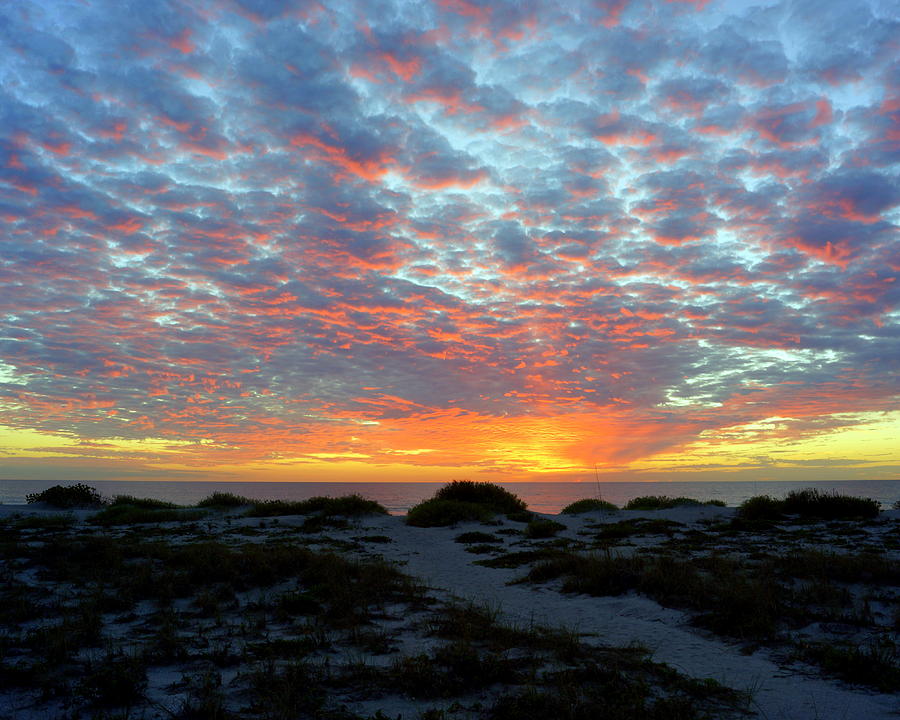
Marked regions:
[0,0,898,485]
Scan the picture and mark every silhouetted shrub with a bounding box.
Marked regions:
[525,519,565,539]
[561,498,618,514]
[737,495,783,522]
[110,495,177,509]
[196,491,255,508]
[91,505,206,526]
[434,481,527,514]
[25,484,103,508]
[245,494,387,518]
[782,488,879,520]
[406,499,493,527]
[624,496,724,511]
[737,488,879,522]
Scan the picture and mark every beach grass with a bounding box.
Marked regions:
[738,488,880,521]
[407,481,527,527]
[561,498,619,514]
[624,495,726,510]
[25,483,104,508]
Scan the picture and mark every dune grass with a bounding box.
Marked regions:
[90,504,207,526]
[624,496,725,510]
[406,481,527,527]
[738,488,880,521]
[196,491,255,508]
[243,493,388,518]
[561,498,619,514]
[25,483,104,508]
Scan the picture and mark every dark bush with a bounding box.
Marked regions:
[245,494,388,518]
[561,498,618,514]
[782,488,879,520]
[525,519,566,539]
[406,499,494,527]
[624,496,724,510]
[197,491,255,508]
[433,481,527,514]
[110,495,177,509]
[737,495,783,522]
[25,484,103,508]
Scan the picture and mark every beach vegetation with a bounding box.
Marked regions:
[799,639,900,692]
[738,489,880,522]
[434,480,528,514]
[244,493,388,518]
[561,498,618,514]
[624,496,724,510]
[406,498,494,526]
[594,518,684,541]
[25,483,104,508]
[525,518,566,539]
[455,531,503,544]
[110,494,178,509]
[197,491,255,508]
[407,481,527,526]
[13,513,76,530]
[736,495,783,522]
[76,648,147,709]
[91,504,207,525]
[782,488,879,520]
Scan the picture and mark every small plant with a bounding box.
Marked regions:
[25,483,103,508]
[561,498,618,514]
[76,649,147,708]
[525,519,566,539]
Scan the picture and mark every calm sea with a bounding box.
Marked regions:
[2,478,899,514]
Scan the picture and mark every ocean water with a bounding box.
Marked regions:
[2,478,899,514]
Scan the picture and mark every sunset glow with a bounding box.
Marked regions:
[1,0,898,484]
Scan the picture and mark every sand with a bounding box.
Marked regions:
[1,502,897,719]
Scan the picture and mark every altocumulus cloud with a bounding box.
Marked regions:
[0,0,898,478]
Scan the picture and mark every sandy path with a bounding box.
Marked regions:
[354,513,899,720]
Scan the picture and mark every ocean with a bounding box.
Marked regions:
[2,478,899,514]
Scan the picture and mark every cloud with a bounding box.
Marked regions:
[0,0,897,479]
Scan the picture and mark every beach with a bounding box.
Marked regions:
[1,495,897,719]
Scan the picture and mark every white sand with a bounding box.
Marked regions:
[2,503,898,719]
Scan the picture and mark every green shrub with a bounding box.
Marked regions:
[782,488,879,520]
[110,495,177,509]
[406,499,494,527]
[91,505,206,526]
[738,489,880,522]
[455,531,502,544]
[737,495,783,521]
[245,494,387,518]
[433,481,527,514]
[624,496,724,511]
[525,519,566,539]
[561,498,618,514]
[25,483,104,508]
[196,491,255,508]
